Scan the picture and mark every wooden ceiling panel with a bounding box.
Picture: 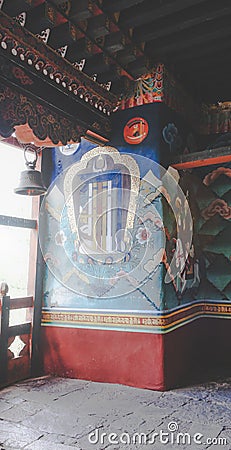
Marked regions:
[23,2,57,34]
[69,0,96,21]
[0,0,230,102]
[132,0,231,44]
[84,54,112,76]
[87,13,111,39]
[101,0,144,14]
[118,0,208,29]
[48,21,77,49]
[145,15,231,58]
[1,0,34,17]
[169,36,231,64]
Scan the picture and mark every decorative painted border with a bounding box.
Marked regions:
[41,301,231,334]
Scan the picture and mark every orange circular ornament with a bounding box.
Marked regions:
[123,117,149,145]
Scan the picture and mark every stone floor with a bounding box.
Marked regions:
[0,376,230,450]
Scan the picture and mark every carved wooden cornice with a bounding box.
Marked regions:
[0,83,87,145]
[0,11,119,144]
[0,11,118,113]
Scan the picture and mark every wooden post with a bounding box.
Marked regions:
[0,295,10,384]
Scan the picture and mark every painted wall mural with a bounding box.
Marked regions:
[41,102,231,333]
[41,143,205,332]
[177,163,231,303]
[41,147,165,308]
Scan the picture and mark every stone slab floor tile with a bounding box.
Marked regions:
[24,438,80,450]
[0,421,43,449]
[18,376,89,396]
[0,376,230,450]
[20,408,79,437]
[171,397,231,426]
[0,400,14,413]
[0,401,43,423]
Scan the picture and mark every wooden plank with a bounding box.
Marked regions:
[102,0,144,14]
[49,22,78,49]
[119,0,207,29]
[0,215,37,229]
[1,0,32,17]
[31,241,45,376]
[176,51,230,74]
[133,0,231,43]
[8,322,31,338]
[84,54,112,76]
[25,3,57,35]
[0,296,10,383]
[87,14,111,39]
[146,15,231,57]
[164,36,231,64]
[170,146,231,170]
[69,0,96,21]
[10,296,34,310]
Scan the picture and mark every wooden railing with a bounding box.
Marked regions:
[0,294,34,386]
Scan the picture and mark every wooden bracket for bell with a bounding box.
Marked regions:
[14,146,47,196]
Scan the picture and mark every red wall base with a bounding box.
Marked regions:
[41,318,231,391]
[164,318,231,389]
[41,327,165,390]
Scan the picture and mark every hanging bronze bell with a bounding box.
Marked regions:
[14,146,47,196]
[14,169,47,196]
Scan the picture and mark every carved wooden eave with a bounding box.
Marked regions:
[0,11,118,145]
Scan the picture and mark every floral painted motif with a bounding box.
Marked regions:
[55,230,67,246]
[136,227,151,245]
[203,167,231,186]
[12,67,33,85]
[201,199,231,221]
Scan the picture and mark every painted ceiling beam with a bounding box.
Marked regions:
[0,55,111,140]
[45,0,136,82]
[0,12,118,126]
